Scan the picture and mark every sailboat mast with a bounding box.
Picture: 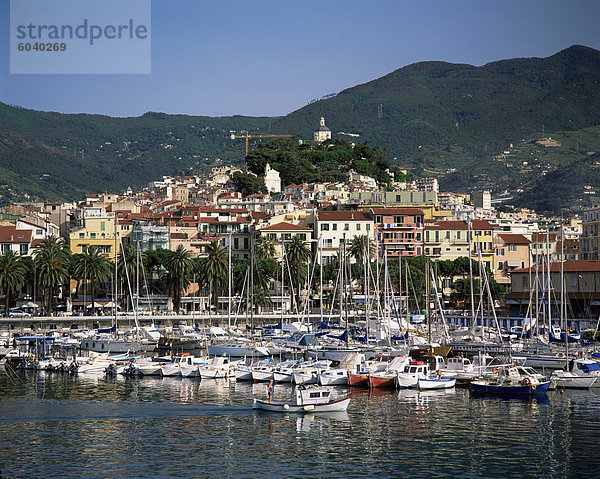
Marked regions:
[228,231,232,330]
[114,213,118,334]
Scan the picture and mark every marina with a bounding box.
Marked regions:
[1,365,600,478]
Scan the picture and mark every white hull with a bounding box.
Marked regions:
[80,339,142,354]
[292,371,318,385]
[161,364,181,377]
[208,343,270,358]
[417,378,456,390]
[253,396,350,413]
[552,372,596,389]
[137,364,163,376]
[318,370,349,386]
[273,370,293,383]
[252,368,274,382]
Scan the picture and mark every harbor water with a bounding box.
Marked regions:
[1,370,599,478]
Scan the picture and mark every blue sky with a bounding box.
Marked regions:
[1,0,600,117]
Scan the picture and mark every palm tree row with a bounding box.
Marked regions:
[2,233,395,316]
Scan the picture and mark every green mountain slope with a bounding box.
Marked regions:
[271,45,600,160]
[0,103,272,203]
[1,45,599,210]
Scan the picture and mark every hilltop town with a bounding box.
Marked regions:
[0,117,598,320]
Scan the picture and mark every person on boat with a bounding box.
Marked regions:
[267,379,274,404]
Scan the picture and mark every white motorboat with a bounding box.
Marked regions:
[208,342,271,358]
[234,364,254,381]
[199,356,235,379]
[396,360,429,388]
[318,369,349,386]
[551,370,597,389]
[252,385,351,413]
[417,377,456,390]
[251,365,275,382]
[569,358,600,387]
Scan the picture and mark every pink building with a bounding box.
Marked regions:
[370,207,424,257]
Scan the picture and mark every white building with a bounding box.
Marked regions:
[313,117,331,143]
[264,163,281,193]
[315,211,373,264]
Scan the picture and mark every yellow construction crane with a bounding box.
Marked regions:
[230,131,295,158]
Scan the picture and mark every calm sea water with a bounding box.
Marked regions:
[0,369,599,478]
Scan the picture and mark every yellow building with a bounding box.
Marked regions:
[69,211,131,258]
[470,220,495,270]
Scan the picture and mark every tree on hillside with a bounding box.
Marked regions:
[230,172,266,196]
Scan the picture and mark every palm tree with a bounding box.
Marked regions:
[348,235,374,264]
[72,246,113,312]
[198,241,228,311]
[164,245,195,314]
[34,236,71,314]
[285,235,312,311]
[255,236,276,260]
[0,251,27,315]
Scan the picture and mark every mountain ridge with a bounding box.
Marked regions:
[1,45,599,211]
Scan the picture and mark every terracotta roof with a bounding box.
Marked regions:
[0,226,32,243]
[317,211,370,221]
[251,211,270,219]
[425,220,468,230]
[531,233,558,242]
[512,260,600,273]
[260,222,312,231]
[470,220,494,230]
[497,233,530,244]
[370,208,424,215]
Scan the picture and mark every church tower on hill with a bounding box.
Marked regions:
[313,116,331,142]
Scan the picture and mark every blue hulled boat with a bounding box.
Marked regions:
[470,366,551,396]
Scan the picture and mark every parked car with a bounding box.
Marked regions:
[8,308,31,318]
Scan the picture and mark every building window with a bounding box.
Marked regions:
[426,231,429,242]
[498,261,504,270]
[456,231,461,239]
[90,233,96,239]
[36,229,43,235]
[101,221,106,232]
[321,224,329,231]
[344,223,349,231]
[508,244,517,252]
[497,248,505,256]
[357,224,361,231]
[79,233,85,239]
[234,237,239,249]
[20,244,28,255]
[416,232,421,241]
[332,224,337,231]
[244,238,249,250]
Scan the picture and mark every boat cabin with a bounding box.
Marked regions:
[403,360,429,375]
[447,357,472,371]
[571,359,600,375]
[295,386,333,406]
